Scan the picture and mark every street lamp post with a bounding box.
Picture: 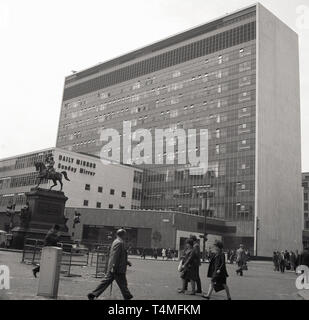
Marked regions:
[72,210,81,238]
[195,185,211,262]
[201,192,208,262]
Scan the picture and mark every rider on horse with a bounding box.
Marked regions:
[45,154,55,177]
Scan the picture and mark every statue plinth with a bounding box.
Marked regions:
[12,188,71,249]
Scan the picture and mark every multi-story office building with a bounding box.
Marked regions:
[0,148,142,213]
[302,173,309,248]
[55,4,303,256]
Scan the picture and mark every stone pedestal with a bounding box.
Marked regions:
[12,188,71,249]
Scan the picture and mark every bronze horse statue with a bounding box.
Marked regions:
[34,161,70,191]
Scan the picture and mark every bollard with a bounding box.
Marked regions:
[37,246,62,299]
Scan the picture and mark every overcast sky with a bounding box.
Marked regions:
[0,0,308,170]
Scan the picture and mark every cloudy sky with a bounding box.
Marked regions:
[0,0,308,170]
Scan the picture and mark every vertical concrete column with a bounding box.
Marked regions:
[37,247,62,299]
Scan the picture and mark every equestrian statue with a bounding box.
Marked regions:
[34,154,70,191]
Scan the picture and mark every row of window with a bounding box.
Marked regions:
[83,200,126,209]
[63,21,256,101]
[84,184,127,197]
[59,89,254,135]
[61,63,254,122]
[58,101,253,144]
[63,44,254,122]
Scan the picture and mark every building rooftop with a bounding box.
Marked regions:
[65,4,257,84]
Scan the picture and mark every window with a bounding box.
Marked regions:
[305,193,308,201]
[83,200,89,207]
[121,191,127,198]
[85,184,90,191]
[239,61,251,72]
[305,203,309,211]
[110,189,115,195]
[119,205,125,209]
[98,186,103,193]
[96,202,101,208]
[109,204,114,209]
[216,129,220,139]
[216,145,220,154]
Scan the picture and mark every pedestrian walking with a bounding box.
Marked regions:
[279,251,286,273]
[203,240,231,300]
[162,248,166,260]
[153,248,158,260]
[32,224,60,278]
[236,244,246,276]
[289,251,296,271]
[141,248,146,259]
[273,251,279,271]
[87,229,133,300]
[181,235,202,294]
[178,239,199,295]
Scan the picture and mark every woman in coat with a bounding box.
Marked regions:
[178,238,199,295]
[203,240,231,300]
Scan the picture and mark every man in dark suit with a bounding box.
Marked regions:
[87,229,133,300]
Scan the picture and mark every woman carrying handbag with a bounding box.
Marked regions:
[203,240,232,300]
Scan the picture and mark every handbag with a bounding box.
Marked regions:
[213,281,225,293]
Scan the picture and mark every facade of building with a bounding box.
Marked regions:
[55,4,302,256]
[302,173,309,248]
[0,147,142,215]
[64,207,238,255]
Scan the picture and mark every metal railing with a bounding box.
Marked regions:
[21,238,90,277]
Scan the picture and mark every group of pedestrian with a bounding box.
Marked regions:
[273,248,309,273]
[178,235,231,300]
[162,247,176,260]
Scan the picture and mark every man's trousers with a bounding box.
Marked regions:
[91,272,132,299]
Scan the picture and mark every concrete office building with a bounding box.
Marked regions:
[55,4,302,256]
[0,147,143,216]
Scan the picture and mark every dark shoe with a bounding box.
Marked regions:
[202,295,210,300]
[227,297,232,300]
[188,291,196,296]
[87,293,96,300]
[178,289,185,294]
[125,294,133,300]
